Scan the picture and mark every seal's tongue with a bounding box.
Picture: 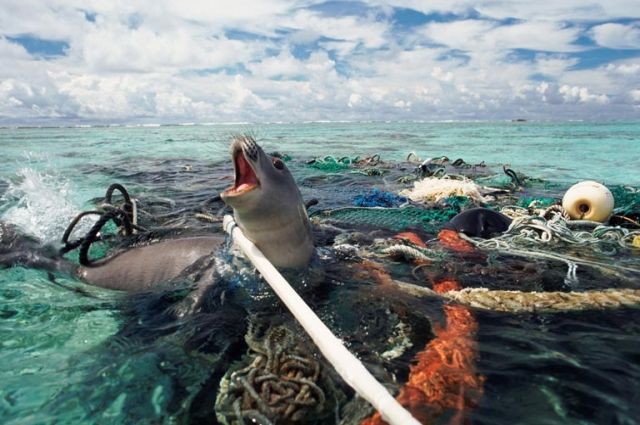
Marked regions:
[230,150,259,194]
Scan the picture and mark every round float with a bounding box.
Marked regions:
[562,181,614,222]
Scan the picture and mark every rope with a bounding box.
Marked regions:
[390,280,640,313]
[406,152,421,163]
[461,234,640,280]
[503,166,521,187]
[78,208,133,266]
[223,215,421,425]
[216,323,326,423]
[380,245,433,262]
[60,183,147,265]
[489,212,640,251]
[360,253,483,425]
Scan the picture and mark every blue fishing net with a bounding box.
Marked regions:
[353,188,407,208]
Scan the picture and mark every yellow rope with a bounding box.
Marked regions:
[391,280,640,313]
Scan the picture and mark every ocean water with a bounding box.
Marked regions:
[0,121,639,424]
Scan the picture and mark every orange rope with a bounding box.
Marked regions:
[361,234,484,425]
[437,229,476,253]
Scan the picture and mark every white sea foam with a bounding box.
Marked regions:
[1,165,93,244]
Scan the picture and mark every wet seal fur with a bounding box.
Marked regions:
[220,135,314,269]
[0,135,314,291]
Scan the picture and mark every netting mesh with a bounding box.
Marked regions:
[311,206,460,232]
[611,185,640,215]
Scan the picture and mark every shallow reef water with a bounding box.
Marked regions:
[0,122,639,424]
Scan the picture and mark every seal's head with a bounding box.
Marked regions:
[221,135,314,269]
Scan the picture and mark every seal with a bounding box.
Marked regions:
[0,135,314,291]
[220,135,314,269]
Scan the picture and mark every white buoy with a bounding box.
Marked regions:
[562,181,614,222]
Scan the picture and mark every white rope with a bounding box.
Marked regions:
[223,215,420,425]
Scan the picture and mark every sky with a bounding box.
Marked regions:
[0,0,639,124]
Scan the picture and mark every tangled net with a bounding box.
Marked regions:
[482,213,640,250]
[362,278,484,425]
[215,323,326,425]
[459,210,640,282]
[311,206,459,233]
[375,229,640,313]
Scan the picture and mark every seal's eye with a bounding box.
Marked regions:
[273,158,284,170]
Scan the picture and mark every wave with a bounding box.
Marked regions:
[1,165,93,243]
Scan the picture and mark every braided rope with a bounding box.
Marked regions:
[391,280,640,313]
[379,244,442,262]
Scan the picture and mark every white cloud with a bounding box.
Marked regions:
[282,10,389,49]
[431,66,454,82]
[421,20,583,53]
[0,38,31,60]
[367,0,640,21]
[534,54,579,77]
[0,78,80,119]
[348,93,362,108]
[559,85,609,104]
[0,0,638,123]
[62,15,268,73]
[591,23,640,49]
[606,63,640,75]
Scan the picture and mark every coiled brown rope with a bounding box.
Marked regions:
[215,324,326,424]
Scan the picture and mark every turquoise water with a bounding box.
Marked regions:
[1,121,639,424]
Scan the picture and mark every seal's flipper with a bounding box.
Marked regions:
[0,220,78,275]
[0,221,40,254]
[0,250,78,275]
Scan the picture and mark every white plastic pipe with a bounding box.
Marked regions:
[223,215,420,425]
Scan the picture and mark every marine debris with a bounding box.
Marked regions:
[392,280,640,313]
[215,323,327,425]
[400,176,489,204]
[361,256,483,424]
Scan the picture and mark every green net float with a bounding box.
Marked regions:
[562,181,614,222]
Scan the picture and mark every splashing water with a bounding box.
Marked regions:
[1,167,92,244]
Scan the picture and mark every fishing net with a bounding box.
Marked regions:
[311,206,460,233]
[353,188,407,208]
[516,197,557,209]
[308,156,354,172]
[611,185,640,215]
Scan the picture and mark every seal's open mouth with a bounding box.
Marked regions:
[225,148,259,196]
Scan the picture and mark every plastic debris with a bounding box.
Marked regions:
[353,189,407,208]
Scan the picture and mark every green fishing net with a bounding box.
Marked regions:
[311,206,460,232]
[517,197,557,208]
[611,185,640,215]
[308,156,355,172]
